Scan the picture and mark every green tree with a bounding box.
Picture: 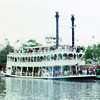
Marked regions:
[85,46,93,60]
[22,39,40,48]
[0,43,12,65]
[85,44,100,61]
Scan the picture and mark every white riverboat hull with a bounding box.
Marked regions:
[5,74,97,81]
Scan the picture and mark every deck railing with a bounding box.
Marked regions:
[9,48,84,56]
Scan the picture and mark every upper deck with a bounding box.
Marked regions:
[7,45,85,66]
[8,45,84,57]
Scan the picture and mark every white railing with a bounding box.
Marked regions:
[7,59,85,67]
[9,49,84,56]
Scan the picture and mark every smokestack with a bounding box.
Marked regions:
[71,15,75,47]
[55,12,59,48]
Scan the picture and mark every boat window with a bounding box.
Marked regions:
[37,56,40,62]
[44,56,46,61]
[28,57,30,62]
[31,57,33,62]
[79,54,82,58]
[25,57,27,61]
[11,57,13,61]
[11,66,16,75]
[63,53,67,59]
[23,57,25,62]
[47,55,50,61]
[20,57,23,62]
[54,54,57,60]
[22,67,27,76]
[58,53,62,60]
[53,66,61,76]
[68,53,73,57]
[51,54,54,60]
[17,66,21,76]
[34,67,39,77]
[63,53,67,57]
[62,66,70,75]
[17,57,19,62]
[40,56,44,61]
[34,57,36,62]
[27,67,32,76]
[15,57,17,62]
[73,54,76,59]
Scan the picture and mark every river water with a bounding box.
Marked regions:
[0,77,100,100]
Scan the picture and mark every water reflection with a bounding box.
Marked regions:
[0,77,100,100]
[0,77,6,100]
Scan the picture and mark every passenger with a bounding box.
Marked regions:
[64,70,67,76]
[80,70,83,74]
[84,69,87,75]
[54,70,57,76]
[58,72,61,76]
[72,68,74,75]
[73,69,76,75]
[87,69,89,75]
[92,68,95,75]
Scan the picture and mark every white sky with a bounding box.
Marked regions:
[0,0,100,47]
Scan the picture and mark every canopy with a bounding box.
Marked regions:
[85,64,96,68]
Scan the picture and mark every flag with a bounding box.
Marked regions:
[16,40,19,43]
[5,38,8,41]
[92,36,95,38]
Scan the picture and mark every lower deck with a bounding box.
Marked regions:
[6,65,97,80]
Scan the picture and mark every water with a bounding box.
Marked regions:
[0,77,100,100]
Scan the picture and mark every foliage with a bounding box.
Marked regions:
[22,39,40,48]
[96,69,100,75]
[85,44,100,61]
[0,43,12,65]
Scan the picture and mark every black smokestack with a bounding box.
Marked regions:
[55,12,59,48]
[71,15,75,47]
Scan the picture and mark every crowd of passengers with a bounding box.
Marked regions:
[53,68,96,77]
[12,66,96,77]
[26,67,96,77]
[10,45,84,54]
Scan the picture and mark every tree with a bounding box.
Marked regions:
[85,44,100,61]
[22,39,41,48]
[0,43,12,69]
[85,46,93,60]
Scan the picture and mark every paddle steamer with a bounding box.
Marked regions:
[6,12,96,80]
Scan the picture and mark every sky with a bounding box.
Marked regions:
[0,0,100,47]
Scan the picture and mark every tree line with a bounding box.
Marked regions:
[85,44,100,62]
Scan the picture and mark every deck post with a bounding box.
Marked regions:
[76,53,78,74]
[70,66,72,75]
[52,66,53,77]
[32,67,33,76]
[27,67,28,76]
[61,66,62,76]
[21,67,22,76]
[75,64,77,74]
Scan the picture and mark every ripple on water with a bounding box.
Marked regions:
[0,77,100,100]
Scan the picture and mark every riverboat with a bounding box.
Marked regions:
[5,12,96,80]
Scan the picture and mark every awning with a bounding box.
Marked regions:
[85,64,96,68]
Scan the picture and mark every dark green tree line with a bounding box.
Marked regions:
[85,44,100,61]
[0,43,12,66]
